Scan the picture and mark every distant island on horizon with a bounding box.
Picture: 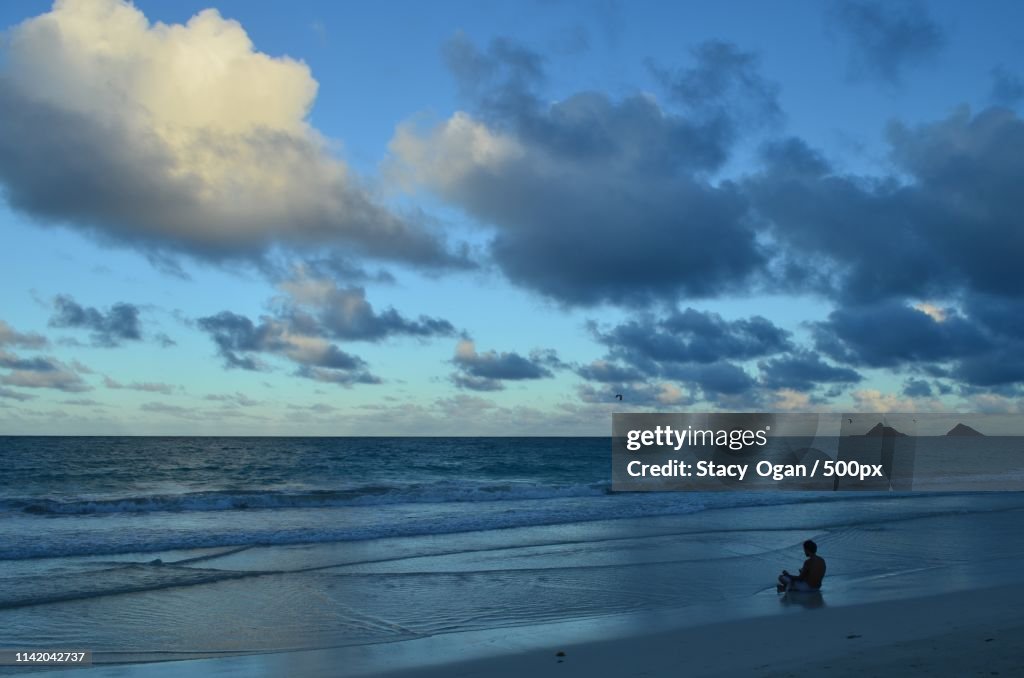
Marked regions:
[861,423,908,437]
[852,422,986,437]
[945,423,984,436]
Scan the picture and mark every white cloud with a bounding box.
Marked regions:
[0,0,459,266]
[913,302,947,323]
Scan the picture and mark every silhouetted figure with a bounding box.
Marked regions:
[778,540,826,592]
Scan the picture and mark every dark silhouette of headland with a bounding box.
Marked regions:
[945,423,984,436]
[862,423,907,437]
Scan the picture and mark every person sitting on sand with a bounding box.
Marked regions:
[778,539,826,592]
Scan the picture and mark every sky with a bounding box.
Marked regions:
[1,0,1023,435]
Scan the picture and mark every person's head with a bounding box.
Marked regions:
[803,540,817,557]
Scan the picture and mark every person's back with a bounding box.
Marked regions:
[778,539,826,592]
[802,553,826,589]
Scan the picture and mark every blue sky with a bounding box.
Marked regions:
[1,0,1023,434]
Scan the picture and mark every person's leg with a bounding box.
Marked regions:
[777,573,792,592]
[788,580,816,592]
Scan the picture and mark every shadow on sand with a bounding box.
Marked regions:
[779,590,826,610]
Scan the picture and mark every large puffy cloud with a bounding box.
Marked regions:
[579,309,792,403]
[394,32,1024,400]
[750,108,1024,303]
[0,0,463,267]
[813,301,989,368]
[592,308,792,367]
[390,36,773,305]
[744,106,1024,392]
[812,298,1024,390]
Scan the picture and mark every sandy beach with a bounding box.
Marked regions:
[372,585,1024,678]
[17,491,1024,678]
[43,583,1023,678]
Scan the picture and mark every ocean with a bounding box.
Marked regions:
[2,436,1024,669]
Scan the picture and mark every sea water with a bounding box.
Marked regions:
[2,437,1023,666]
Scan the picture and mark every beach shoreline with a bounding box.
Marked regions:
[39,583,1023,677]
[374,584,1024,678]
[5,461,1024,678]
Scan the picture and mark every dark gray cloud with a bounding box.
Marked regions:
[196,311,380,387]
[295,365,382,386]
[758,350,863,391]
[962,294,1024,342]
[831,0,945,83]
[442,34,546,127]
[197,272,456,387]
[592,308,792,367]
[813,301,989,368]
[278,273,456,342]
[49,295,142,347]
[750,108,1024,304]
[812,298,1024,389]
[450,339,558,391]
[661,361,758,397]
[579,309,793,403]
[394,36,774,306]
[757,137,831,179]
[407,33,1024,383]
[902,378,933,397]
[0,351,57,372]
[991,66,1024,106]
[196,313,285,372]
[953,350,1024,389]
